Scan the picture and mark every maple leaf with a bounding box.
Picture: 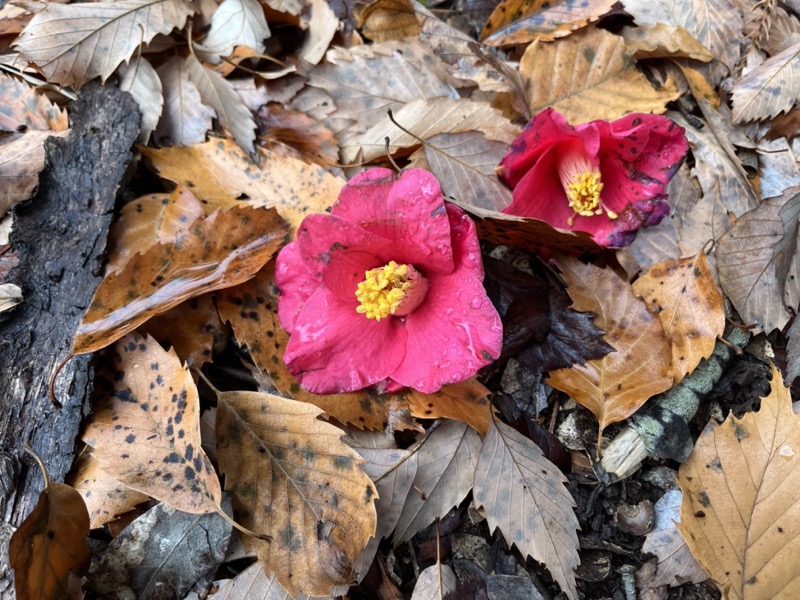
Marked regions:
[474,419,580,599]
[14,0,195,86]
[679,365,800,599]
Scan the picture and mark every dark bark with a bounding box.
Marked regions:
[0,83,139,594]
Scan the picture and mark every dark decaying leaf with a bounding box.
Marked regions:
[482,255,613,372]
[89,499,233,600]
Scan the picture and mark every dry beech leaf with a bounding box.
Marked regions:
[118,56,163,144]
[72,206,288,357]
[0,129,69,216]
[185,54,256,155]
[620,0,742,83]
[481,0,617,46]
[632,251,725,383]
[679,365,800,599]
[405,378,494,436]
[215,390,378,597]
[298,0,338,65]
[642,489,707,588]
[732,40,800,123]
[408,131,514,213]
[520,27,680,123]
[340,97,517,164]
[299,40,457,135]
[196,0,269,64]
[82,333,223,514]
[142,139,345,234]
[256,104,339,168]
[410,561,457,600]
[69,452,150,529]
[13,0,195,86]
[621,24,714,62]
[140,293,224,367]
[216,265,417,432]
[106,185,204,274]
[717,186,800,333]
[357,0,422,43]
[474,419,580,600]
[209,561,296,599]
[393,420,482,545]
[548,257,673,445]
[0,71,67,131]
[9,451,90,600]
[155,55,216,147]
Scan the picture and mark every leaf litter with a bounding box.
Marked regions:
[5,0,800,598]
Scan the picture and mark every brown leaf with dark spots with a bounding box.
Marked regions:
[82,332,222,514]
[405,378,495,436]
[0,71,68,132]
[256,104,339,168]
[71,206,289,357]
[217,264,418,432]
[10,451,90,600]
[548,257,673,446]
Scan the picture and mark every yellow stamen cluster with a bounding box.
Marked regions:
[558,151,617,227]
[356,261,411,321]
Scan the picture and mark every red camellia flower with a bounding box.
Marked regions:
[276,168,502,394]
[497,108,689,247]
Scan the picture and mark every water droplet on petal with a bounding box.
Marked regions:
[470,296,483,309]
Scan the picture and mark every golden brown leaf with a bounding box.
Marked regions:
[622,24,714,62]
[216,264,417,431]
[0,71,67,132]
[405,379,494,436]
[679,365,800,599]
[9,453,90,600]
[548,257,673,445]
[106,185,204,274]
[72,206,288,357]
[357,0,421,43]
[520,27,680,122]
[13,0,195,86]
[68,452,150,529]
[482,0,616,46]
[256,104,339,168]
[215,390,378,597]
[82,333,223,514]
[632,251,725,383]
[141,140,344,234]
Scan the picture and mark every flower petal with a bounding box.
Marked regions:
[275,240,321,332]
[390,206,502,393]
[333,168,455,275]
[283,286,407,393]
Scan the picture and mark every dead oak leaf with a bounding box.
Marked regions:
[14,0,195,87]
[82,332,223,514]
[72,206,289,357]
[215,390,378,597]
[548,256,673,446]
[679,364,800,599]
[632,251,725,383]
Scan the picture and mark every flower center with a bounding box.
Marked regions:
[355,261,428,321]
[558,151,617,226]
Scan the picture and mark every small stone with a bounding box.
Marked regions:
[614,499,655,536]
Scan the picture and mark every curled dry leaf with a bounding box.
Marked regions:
[72,205,289,357]
[621,24,715,61]
[474,419,580,600]
[69,451,150,529]
[13,0,195,86]
[118,57,163,144]
[9,451,90,600]
[732,40,800,123]
[548,257,673,446]
[632,251,725,383]
[196,0,269,64]
[0,71,67,131]
[393,420,482,544]
[520,27,680,123]
[357,0,422,43]
[679,365,800,599]
[481,0,617,46]
[106,185,204,274]
[215,390,378,597]
[216,265,417,431]
[82,333,222,514]
[142,139,345,234]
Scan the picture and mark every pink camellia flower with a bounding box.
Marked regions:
[275,168,503,394]
[497,108,689,247]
